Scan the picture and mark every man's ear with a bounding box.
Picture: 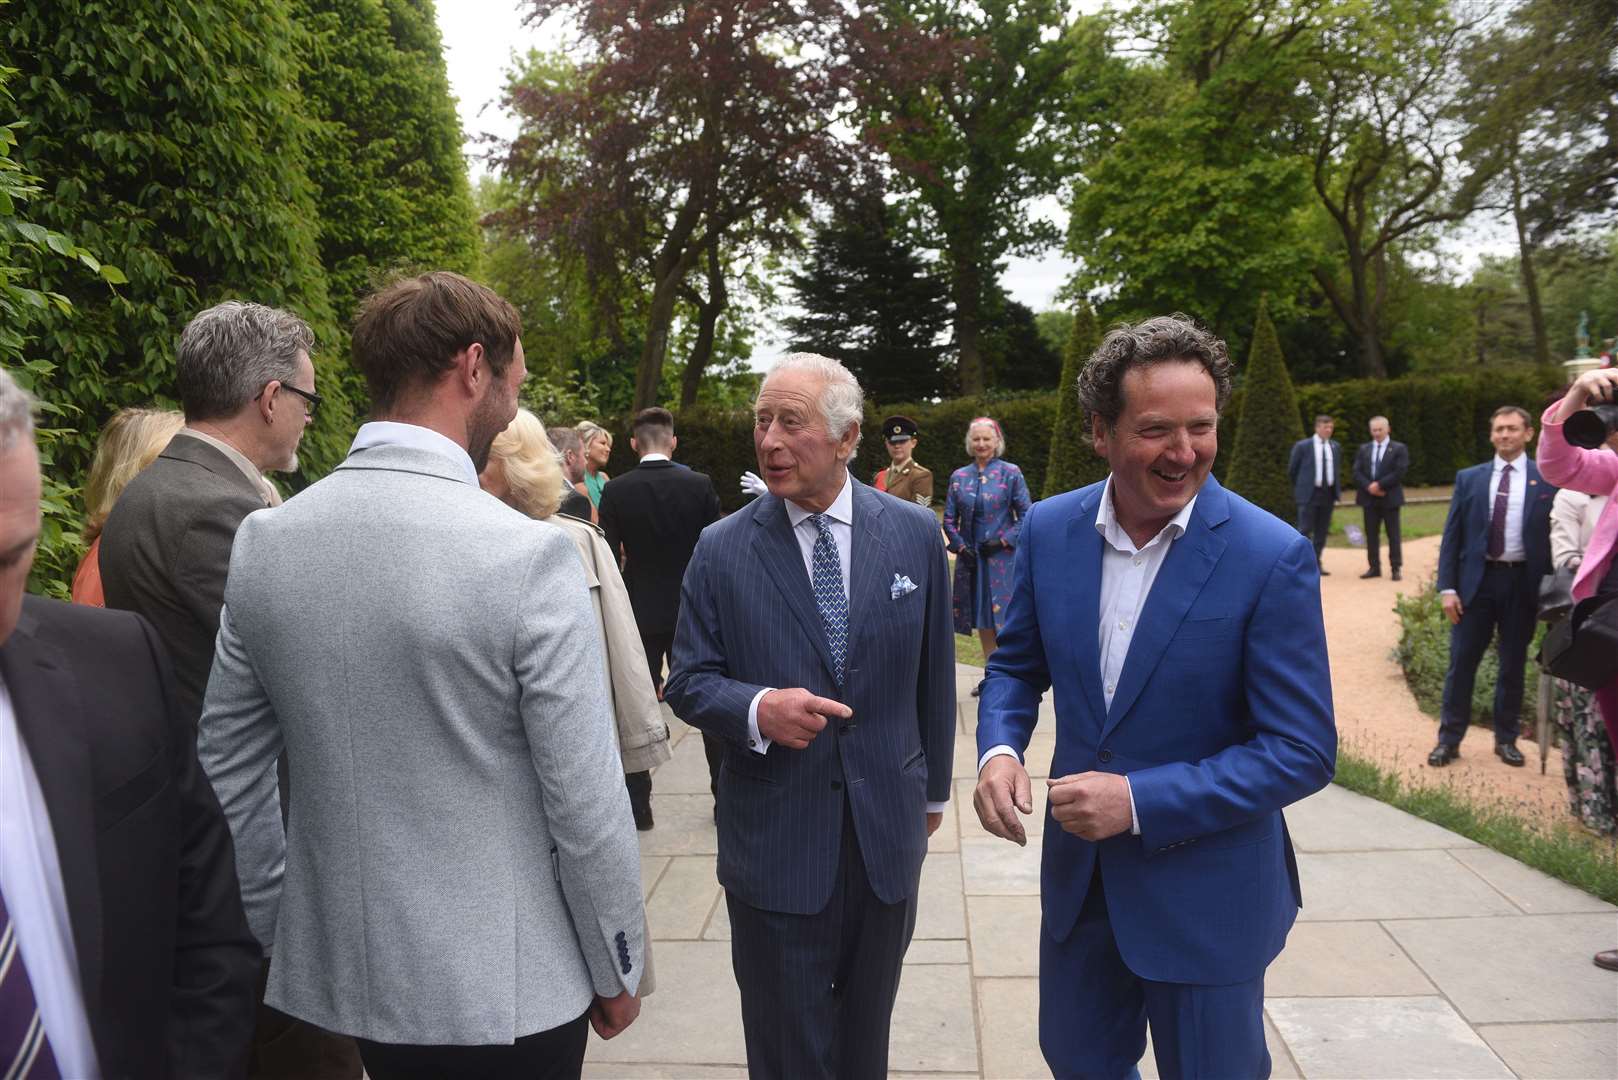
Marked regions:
[455,342,486,397]
[258,382,281,425]
[1090,416,1109,458]
[669,433,678,454]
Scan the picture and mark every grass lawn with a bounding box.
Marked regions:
[1325,499,1451,547]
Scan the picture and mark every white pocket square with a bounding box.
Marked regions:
[891,573,918,599]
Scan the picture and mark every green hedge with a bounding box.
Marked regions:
[1224,299,1304,519]
[598,365,1567,513]
[1394,579,1545,729]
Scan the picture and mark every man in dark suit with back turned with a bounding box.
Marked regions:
[1353,415,1410,580]
[598,406,722,827]
[1288,414,1342,574]
[1429,405,1557,769]
[0,367,259,1079]
[98,300,361,1078]
[664,353,955,1079]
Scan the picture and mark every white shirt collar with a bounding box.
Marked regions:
[1094,475,1199,555]
[1315,434,1331,445]
[350,421,479,486]
[639,453,670,463]
[784,469,854,529]
[1492,453,1525,473]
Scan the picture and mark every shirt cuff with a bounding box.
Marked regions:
[926,800,948,814]
[745,688,773,754]
[1439,588,1457,596]
[1126,775,1140,836]
[978,744,1020,773]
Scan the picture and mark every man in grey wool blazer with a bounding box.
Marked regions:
[197,271,645,1080]
[665,352,956,1079]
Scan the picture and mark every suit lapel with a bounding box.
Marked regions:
[0,613,103,1027]
[1102,482,1230,740]
[848,482,888,654]
[1066,491,1109,728]
[750,496,840,683]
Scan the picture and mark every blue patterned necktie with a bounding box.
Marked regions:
[809,513,849,685]
[0,888,62,1079]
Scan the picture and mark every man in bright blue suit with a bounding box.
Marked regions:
[1427,405,1556,769]
[972,316,1336,1079]
[665,353,955,1079]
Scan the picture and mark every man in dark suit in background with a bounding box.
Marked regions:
[98,301,361,1078]
[548,425,596,522]
[1353,415,1410,580]
[0,368,260,1078]
[598,407,722,827]
[1430,405,1557,769]
[1289,414,1342,574]
[665,354,955,1079]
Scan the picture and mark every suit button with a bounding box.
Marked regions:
[831,780,843,791]
[1098,749,1114,764]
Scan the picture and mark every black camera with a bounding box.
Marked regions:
[1564,403,1618,449]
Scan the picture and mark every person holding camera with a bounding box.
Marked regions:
[944,417,1032,683]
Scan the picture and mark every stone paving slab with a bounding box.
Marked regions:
[890,964,979,1073]
[960,837,1042,896]
[915,853,968,940]
[1265,921,1436,997]
[1448,846,1618,915]
[1383,913,1618,1023]
[1295,850,1521,921]
[1266,996,1515,1078]
[584,942,746,1067]
[635,794,718,857]
[1476,1020,1618,1079]
[965,895,1041,977]
[644,856,721,941]
[1285,783,1479,852]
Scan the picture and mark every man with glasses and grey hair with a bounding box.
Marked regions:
[0,367,261,1078]
[664,353,955,1078]
[97,301,358,1077]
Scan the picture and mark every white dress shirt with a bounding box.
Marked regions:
[1314,435,1334,488]
[979,478,1199,835]
[0,674,102,1078]
[1488,453,1528,562]
[1371,439,1387,477]
[349,420,479,486]
[745,473,946,811]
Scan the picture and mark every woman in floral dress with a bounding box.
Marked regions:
[1549,486,1615,834]
[944,417,1032,690]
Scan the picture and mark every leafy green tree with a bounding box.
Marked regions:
[1225,298,1303,519]
[851,0,1077,395]
[981,293,1062,392]
[784,187,953,403]
[1043,300,1107,497]
[290,0,480,337]
[2,0,357,489]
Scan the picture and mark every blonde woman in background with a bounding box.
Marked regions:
[575,419,613,511]
[72,407,184,606]
[483,409,671,835]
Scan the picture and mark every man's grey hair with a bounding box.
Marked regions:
[548,425,582,457]
[176,301,314,422]
[1369,415,1389,427]
[1076,314,1233,434]
[762,352,864,453]
[0,367,36,452]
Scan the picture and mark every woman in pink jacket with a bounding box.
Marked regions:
[1538,366,1618,974]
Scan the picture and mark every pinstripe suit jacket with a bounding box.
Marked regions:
[665,480,955,914]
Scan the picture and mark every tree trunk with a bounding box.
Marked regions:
[951,255,984,396]
[1508,159,1549,365]
[680,248,728,408]
[635,272,681,411]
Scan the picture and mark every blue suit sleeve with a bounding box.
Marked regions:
[1127,533,1336,851]
[916,522,957,803]
[664,537,769,748]
[977,502,1051,761]
[1436,469,1466,594]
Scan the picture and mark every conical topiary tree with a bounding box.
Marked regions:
[1225,297,1304,519]
[1043,300,1110,497]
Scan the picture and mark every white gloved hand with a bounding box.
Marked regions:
[740,470,768,497]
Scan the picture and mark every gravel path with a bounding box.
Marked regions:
[1319,536,1571,828]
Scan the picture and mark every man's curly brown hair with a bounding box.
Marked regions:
[1075,314,1234,434]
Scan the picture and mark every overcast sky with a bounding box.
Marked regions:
[435,3,1513,365]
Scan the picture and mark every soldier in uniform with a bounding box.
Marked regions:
[875,414,934,507]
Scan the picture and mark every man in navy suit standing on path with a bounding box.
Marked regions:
[973,316,1335,1079]
[1352,415,1409,580]
[1428,406,1557,768]
[665,352,955,1080]
[1289,414,1342,573]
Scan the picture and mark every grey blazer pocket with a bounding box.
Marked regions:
[96,751,169,832]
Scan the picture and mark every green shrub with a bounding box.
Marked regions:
[1225,299,1303,519]
[1043,301,1109,498]
[1394,578,1545,728]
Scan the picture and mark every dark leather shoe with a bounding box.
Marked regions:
[633,804,654,831]
[1391,569,1402,581]
[1595,949,1618,972]
[1496,742,1526,767]
[971,679,984,698]
[1428,743,1459,767]
[1360,568,1381,579]
[1319,566,1331,576]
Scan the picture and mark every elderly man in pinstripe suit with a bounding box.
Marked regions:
[665,353,956,1079]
